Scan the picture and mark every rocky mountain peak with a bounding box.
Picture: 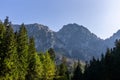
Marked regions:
[26,23,52,32]
[12,23,120,61]
[59,23,90,34]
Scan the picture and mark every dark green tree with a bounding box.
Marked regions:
[58,57,69,80]
[83,40,120,80]
[111,39,120,80]
[2,23,18,80]
[0,22,6,79]
[0,21,6,56]
[4,16,9,27]
[48,48,56,61]
[72,60,83,80]
[26,37,43,80]
[17,24,29,80]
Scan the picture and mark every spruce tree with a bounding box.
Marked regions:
[42,52,55,80]
[2,23,18,80]
[0,21,6,57]
[48,48,56,61]
[72,60,83,80]
[0,22,6,79]
[26,37,43,80]
[4,16,9,27]
[58,57,69,80]
[17,24,28,80]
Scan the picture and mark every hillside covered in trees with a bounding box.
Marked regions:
[1,17,120,80]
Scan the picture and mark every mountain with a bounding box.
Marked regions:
[12,23,118,61]
[105,30,120,48]
[56,23,106,60]
[13,23,56,51]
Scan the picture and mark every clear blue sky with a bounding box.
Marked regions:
[0,0,120,39]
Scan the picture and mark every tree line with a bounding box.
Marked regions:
[71,39,120,80]
[0,17,71,80]
[1,17,120,80]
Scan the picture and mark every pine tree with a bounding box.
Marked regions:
[26,37,43,80]
[42,52,55,80]
[2,23,18,80]
[83,40,120,80]
[17,24,28,80]
[58,57,69,80]
[103,48,113,80]
[111,39,120,80]
[0,22,6,79]
[48,48,56,61]
[72,60,83,80]
[4,16,9,27]
[0,21,6,56]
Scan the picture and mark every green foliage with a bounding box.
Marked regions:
[0,22,6,62]
[57,57,70,80]
[42,52,56,80]
[48,48,56,61]
[72,60,83,80]
[5,17,120,80]
[0,22,6,78]
[26,37,43,80]
[0,18,58,80]
[0,20,18,80]
[4,24,18,80]
[83,39,120,80]
[17,24,29,80]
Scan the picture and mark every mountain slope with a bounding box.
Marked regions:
[12,23,118,61]
[13,23,55,51]
[56,23,106,60]
[105,30,120,48]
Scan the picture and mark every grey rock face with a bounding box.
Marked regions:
[12,23,119,61]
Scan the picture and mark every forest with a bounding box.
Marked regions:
[0,17,120,80]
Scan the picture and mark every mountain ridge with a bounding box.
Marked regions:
[12,23,120,61]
